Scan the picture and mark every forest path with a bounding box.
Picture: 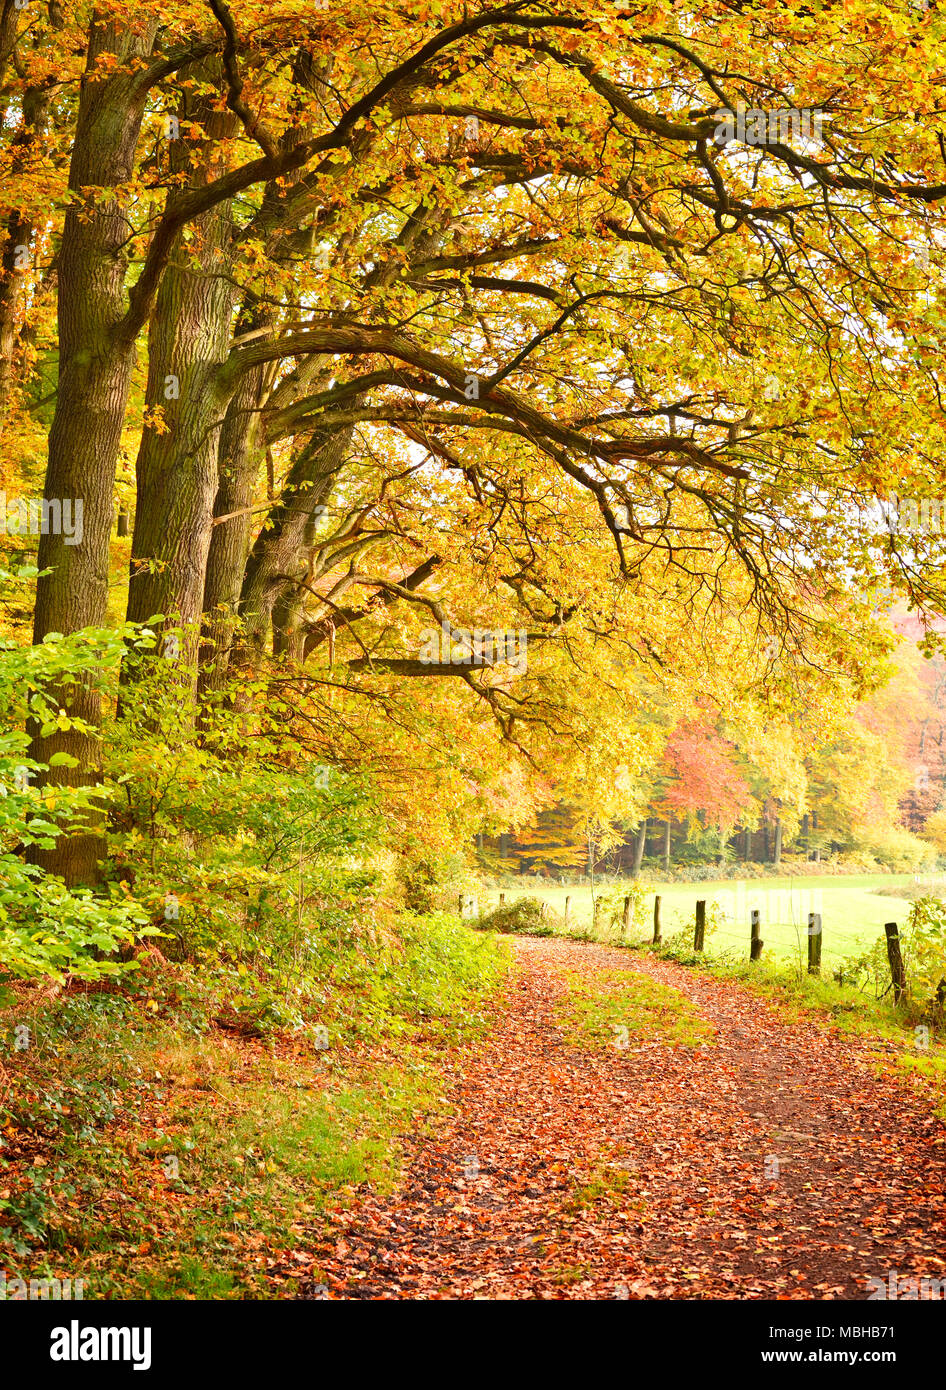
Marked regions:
[304,935,946,1299]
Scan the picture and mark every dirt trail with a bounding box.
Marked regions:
[304,936,946,1299]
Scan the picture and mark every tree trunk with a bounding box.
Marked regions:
[272,586,308,662]
[28,20,157,884]
[200,49,345,685]
[239,426,355,656]
[662,817,671,870]
[0,86,51,403]
[125,81,238,667]
[631,818,648,879]
[199,337,269,695]
[773,816,782,867]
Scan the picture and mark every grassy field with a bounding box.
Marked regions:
[476,874,927,967]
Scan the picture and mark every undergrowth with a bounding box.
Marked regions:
[0,913,509,1298]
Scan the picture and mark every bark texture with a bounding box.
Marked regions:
[125,79,239,662]
[29,20,157,883]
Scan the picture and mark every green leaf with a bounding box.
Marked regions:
[48,752,80,768]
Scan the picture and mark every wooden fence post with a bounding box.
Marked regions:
[694,900,705,952]
[884,922,906,1003]
[807,912,822,976]
[653,895,662,945]
[499,892,505,906]
[934,977,946,1024]
[623,895,631,936]
[750,908,763,961]
[458,893,464,917]
[564,895,570,923]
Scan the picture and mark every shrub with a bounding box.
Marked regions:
[475,896,559,936]
[0,592,158,990]
[904,896,946,1012]
[592,882,647,935]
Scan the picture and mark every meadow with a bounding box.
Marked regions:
[475,874,932,967]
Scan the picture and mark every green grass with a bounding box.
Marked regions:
[482,874,917,967]
[0,1015,474,1298]
[555,966,715,1051]
[122,1052,451,1299]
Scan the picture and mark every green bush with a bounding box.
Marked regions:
[904,896,946,1010]
[592,882,646,934]
[475,896,559,936]
[0,582,158,991]
[843,895,946,1023]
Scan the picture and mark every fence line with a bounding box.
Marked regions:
[478,888,915,1001]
